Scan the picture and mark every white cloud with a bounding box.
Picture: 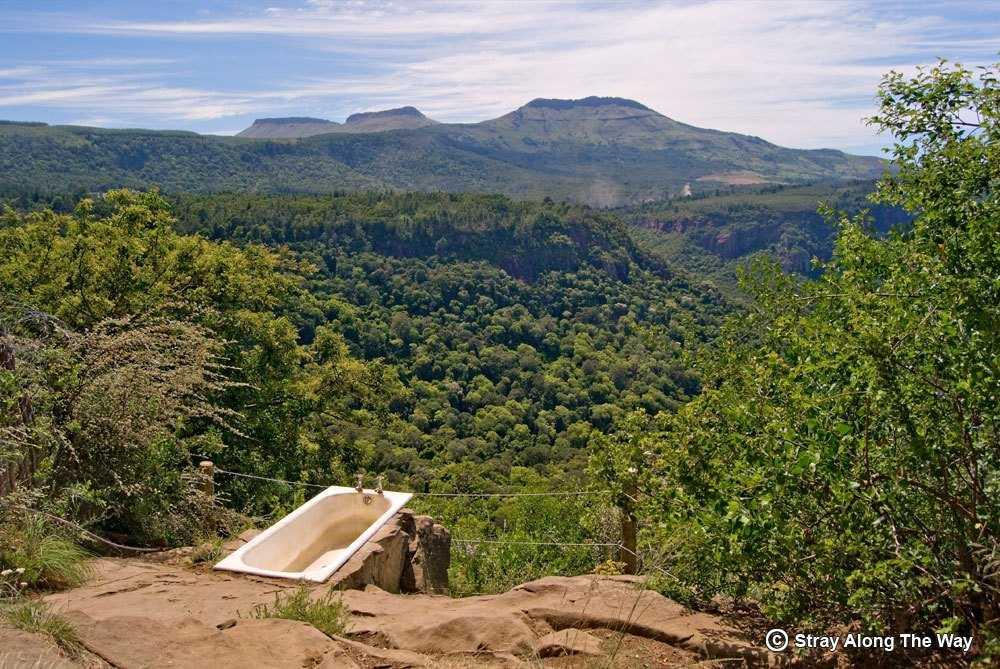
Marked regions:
[1,1,996,150]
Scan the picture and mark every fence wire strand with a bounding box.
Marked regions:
[212,465,609,499]
[11,462,645,566]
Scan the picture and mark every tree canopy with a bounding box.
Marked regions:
[625,60,998,658]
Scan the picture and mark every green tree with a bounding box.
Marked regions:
[638,60,999,655]
[1,190,394,537]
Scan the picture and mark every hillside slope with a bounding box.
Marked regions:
[0,97,884,205]
[622,181,910,296]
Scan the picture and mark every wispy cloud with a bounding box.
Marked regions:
[0,0,997,150]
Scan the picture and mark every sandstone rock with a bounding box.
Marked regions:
[315,646,362,669]
[67,613,341,669]
[343,584,537,655]
[330,513,411,593]
[401,514,451,595]
[0,626,78,669]
[533,629,604,657]
[43,555,776,667]
[221,528,262,555]
[333,635,432,667]
[329,509,450,595]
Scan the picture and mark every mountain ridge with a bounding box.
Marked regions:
[238,106,437,138]
[0,96,885,205]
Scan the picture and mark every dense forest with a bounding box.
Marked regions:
[1,61,998,663]
[0,189,725,594]
[621,181,910,296]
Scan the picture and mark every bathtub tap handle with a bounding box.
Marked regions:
[376,475,384,495]
[354,473,364,493]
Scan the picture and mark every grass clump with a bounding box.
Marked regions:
[247,585,349,637]
[187,538,225,566]
[1,599,83,657]
[0,516,92,590]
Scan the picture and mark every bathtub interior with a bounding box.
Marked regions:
[243,492,391,573]
[215,486,411,581]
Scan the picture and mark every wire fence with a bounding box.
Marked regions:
[452,539,623,548]
[208,463,679,579]
[212,464,610,499]
[16,506,162,553]
[15,461,657,579]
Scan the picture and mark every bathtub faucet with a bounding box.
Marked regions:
[354,472,364,493]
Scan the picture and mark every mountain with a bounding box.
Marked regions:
[0,97,885,205]
[482,96,726,148]
[341,106,438,132]
[237,107,437,138]
[237,116,341,138]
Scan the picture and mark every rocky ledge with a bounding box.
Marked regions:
[1,510,778,668]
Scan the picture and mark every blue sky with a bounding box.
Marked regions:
[1,0,997,155]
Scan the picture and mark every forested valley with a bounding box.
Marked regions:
[1,61,998,664]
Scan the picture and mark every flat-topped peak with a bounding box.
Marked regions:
[237,117,341,138]
[345,106,429,124]
[342,106,437,132]
[521,97,653,112]
[250,117,335,125]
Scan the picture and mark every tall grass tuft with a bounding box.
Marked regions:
[1,516,92,590]
[246,585,349,637]
[1,599,82,657]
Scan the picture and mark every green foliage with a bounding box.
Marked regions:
[417,467,619,595]
[247,585,349,637]
[0,190,392,541]
[0,599,82,656]
[166,191,723,492]
[634,60,1000,647]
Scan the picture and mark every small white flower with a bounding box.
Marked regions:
[19,582,28,588]
[1,569,12,576]
[15,567,25,574]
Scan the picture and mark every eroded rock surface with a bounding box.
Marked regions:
[401,515,451,594]
[38,558,774,668]
[0,626,82,668]
[24,510,778,667]
[533,629,603,657]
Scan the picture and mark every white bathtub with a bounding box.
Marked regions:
[214,486,412,582]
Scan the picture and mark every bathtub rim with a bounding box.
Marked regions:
[213,485,413,582]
